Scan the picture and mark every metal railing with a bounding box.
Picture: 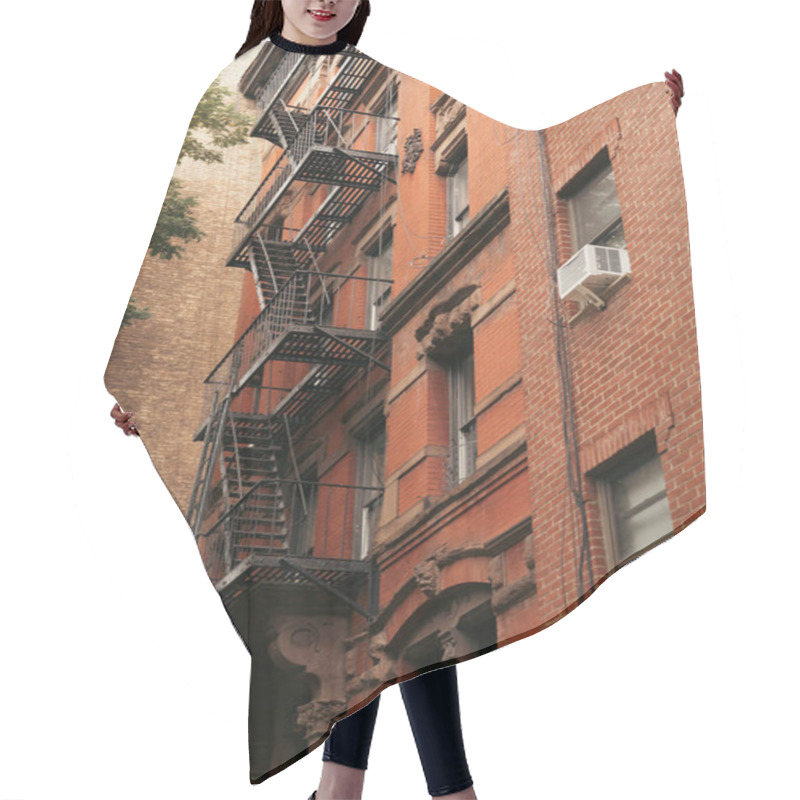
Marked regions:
[198,270,392,424]
[196,477,384,582]
[232,107,398,254]
[254,51,304,112]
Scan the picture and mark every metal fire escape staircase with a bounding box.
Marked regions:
[228,48,396,269]
[184,50,393,617]
[252,48,381,145]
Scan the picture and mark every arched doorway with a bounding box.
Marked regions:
[392,582,498,676]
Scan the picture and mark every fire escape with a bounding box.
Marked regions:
[185,45,397,624]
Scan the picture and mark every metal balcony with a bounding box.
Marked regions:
[195,477,382,620]
[253,50,384,145]
[196,269,391,432]
[229,106,397,264]
[271,360,367,422]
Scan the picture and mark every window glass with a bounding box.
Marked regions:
[608,453,672,562]
[449,350,477,483]
[376,89,398,154]
[366,234,393,330]
[569,163,623,250]
[358,424,385,558]
[447,155,469,237]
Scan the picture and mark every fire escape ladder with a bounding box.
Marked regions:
[282,412,308,516]
[189,389,233,537]
[187,391,220,530]
[253,231,307,306]
[269,97,304,151]
[224,416,291,558]
[223,400,244,505]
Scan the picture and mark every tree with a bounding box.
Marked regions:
[123,78,254,326]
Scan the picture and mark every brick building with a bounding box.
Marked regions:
[109,40,704,779]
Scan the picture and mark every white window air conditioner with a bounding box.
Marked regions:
[557,244,631,310]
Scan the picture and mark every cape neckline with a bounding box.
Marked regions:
[269,30,350,55]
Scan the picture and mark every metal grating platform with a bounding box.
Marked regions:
[267,325,384,365]
[216,553,377,618]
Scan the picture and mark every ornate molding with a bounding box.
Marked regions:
[345,631,396,696]
[265,614,348,703]
[438,628,459,659]
[266,618,325,670]
[402,128,423,174]
[416,286,482,360]
[412,558,441,598]
[430,93,467,149]
[296,698,346,741]
[379,189,510,337]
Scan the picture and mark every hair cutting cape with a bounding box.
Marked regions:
[104,34,705,785]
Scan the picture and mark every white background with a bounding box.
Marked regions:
[1,1,797,798]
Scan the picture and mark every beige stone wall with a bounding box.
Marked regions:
[104,48,269,516]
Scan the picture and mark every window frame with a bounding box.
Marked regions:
[364,228,393,332]
[448,348,477,486]
[373,81,399,156]
[593,433,673,566]
[446,147,470,240]
[355,418,386,560]
[564,157,626,253]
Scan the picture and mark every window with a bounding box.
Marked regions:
[365,231,393,331]
[595,433,673,565]
[356,421,386,559]
[375,86,398,155]
[566,158,626,251]
[448,349,477,485]
[288,469,318,557]
[446,150,469,239]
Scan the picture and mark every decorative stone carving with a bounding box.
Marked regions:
[367,630,389,663]
[266,614,348,706]
[416,286,482,360]
[430,93,468,175]
[296,697,346,741]
[402,128,423,174]
[438,628,459,659]
[412,558,441,598]
[345,631,396,696]
[431,94,467,144]
[367,631,396,684]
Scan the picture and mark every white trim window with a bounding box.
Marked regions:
[356,422,386,559]
[366,232,393,331]
[446,151,469,239]
[448,350,477,485]
[375,86,398,155]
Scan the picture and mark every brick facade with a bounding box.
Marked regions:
[104,43,704,782]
